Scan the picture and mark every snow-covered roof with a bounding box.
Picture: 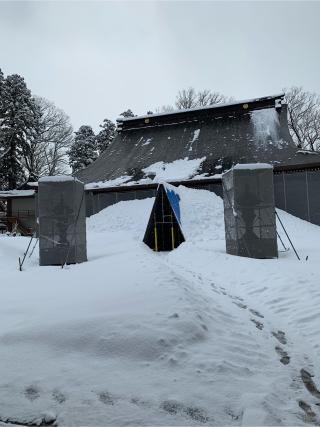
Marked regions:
[117,93,285,123]
[0,190,35,199]
[39,175,82,184]
[233,163,273,170]
[296,150,320,156]
[77,93,314,186]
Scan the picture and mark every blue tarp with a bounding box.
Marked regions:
[165,187,182,225]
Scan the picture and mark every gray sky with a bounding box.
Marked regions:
[1,1,319,131]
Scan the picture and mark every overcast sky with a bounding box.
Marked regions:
[0,1,319,131]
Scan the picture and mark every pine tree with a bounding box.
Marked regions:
[0,68,4,115]
[0,69,6,165]
[68,125,97,173]
[0,69,10,189]
[95,118,116,154]
[0,72,39,190]
[120,109,135,118]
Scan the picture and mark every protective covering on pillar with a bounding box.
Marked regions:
[143,183,185,251]
[38,176,87,266]
[222,164,278,259]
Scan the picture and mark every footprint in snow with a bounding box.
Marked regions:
[130,396,150,408]
[249,309,264,319]
[52,389,66,404]
[161,400,209,424]
[300,369,320,399]
[275,346,290,365]
[225,408,240,421]
[250,318,264,330]
[298,400,320,424]
[168,313,179,319]
[232,301,247,309]
[98,391,115,405]
[272,330,287,345]
[229,297,264,319]
[24,385,40,401]
[229,295,244,302]
[210,287,221,295]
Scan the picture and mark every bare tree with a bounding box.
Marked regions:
[155,105,175,114]
[197,89,228,106]
[175,87,198,109]
[23,97,74,179]
[284,87,320,151]
[175,87,228,110]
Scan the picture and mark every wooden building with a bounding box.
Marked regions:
[0,190,36,235]
[2,94,320,234]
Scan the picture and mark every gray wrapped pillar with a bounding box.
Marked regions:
[38,176,87,266]
[222,164,278,259]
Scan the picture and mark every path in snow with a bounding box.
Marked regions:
[165,255,320,425]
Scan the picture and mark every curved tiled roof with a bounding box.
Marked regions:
[76,95,319,184]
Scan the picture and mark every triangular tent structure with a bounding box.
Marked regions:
[143,183,185,251]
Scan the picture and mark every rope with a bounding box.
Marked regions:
[275,210,300,260]
[39,235,67,246]
[276,230,287,251]
[18,233,35,271]
[28,237,39,258]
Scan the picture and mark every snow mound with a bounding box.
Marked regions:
[178,185,225,241]
[87,198,153,239]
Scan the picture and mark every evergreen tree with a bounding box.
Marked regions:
[0,68,4,115]
[95,118,116,154]
[120,109,135,118]
[0,72,39,190]
[0,69,10,188]
[68,125,97,173]
[0,69,6,164]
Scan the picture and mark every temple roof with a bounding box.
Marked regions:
[76,94,320,185]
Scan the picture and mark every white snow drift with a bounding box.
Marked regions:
[0,186,319,425]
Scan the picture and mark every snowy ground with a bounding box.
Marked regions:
[0,187,320,426]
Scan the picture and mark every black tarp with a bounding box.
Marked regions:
[38,176,87,266]
[223,164,278,259]
[143,184,185,251]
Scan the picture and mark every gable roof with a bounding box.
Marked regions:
[76,94,320,185]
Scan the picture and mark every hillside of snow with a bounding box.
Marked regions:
[0,187,320,425]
